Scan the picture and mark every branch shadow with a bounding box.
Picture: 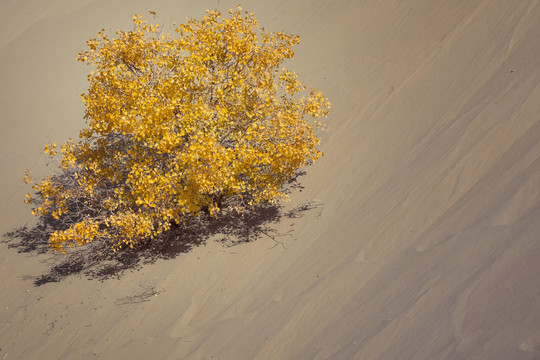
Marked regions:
[2,171,323,286]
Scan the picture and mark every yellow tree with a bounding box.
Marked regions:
[24,8,331,253]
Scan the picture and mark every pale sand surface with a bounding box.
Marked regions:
[1,0,540,359]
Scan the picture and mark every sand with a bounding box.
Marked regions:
[1,0,540,359]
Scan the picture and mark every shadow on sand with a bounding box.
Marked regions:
[3,172,323,286]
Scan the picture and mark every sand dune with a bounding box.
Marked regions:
[1,0,539,359]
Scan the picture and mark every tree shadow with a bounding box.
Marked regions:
[2,171,323,286]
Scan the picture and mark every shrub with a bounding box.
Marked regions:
[24,7,331,253]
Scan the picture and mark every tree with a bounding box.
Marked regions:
[24,7,331,253]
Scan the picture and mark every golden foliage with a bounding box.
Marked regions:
[25,8,331,252]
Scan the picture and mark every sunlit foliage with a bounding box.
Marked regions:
[24,8,331,253]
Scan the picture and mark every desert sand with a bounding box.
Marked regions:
[1,0,540,359]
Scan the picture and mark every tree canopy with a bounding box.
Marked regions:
[24,8,331,253]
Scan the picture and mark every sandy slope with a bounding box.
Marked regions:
[1,0,540,359]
